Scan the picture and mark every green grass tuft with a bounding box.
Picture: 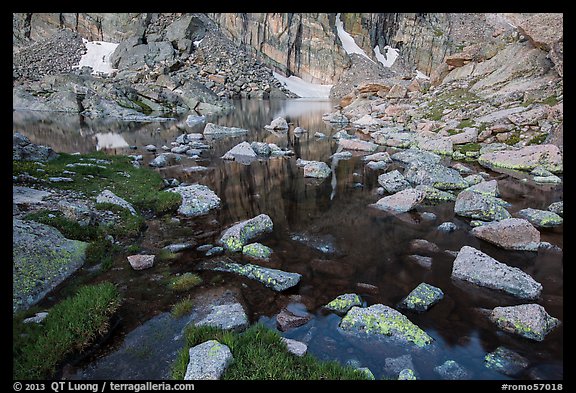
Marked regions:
[171,297,194,318]
[13,282,121,379]
[171,323,370,380]
[169,273,203,291]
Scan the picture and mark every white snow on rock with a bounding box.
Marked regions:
[336,13,373,62]
[75,39,118,75]
[95,133,129,150]
[416,70,430,80]
[273,71,332,98]
[374,45,399,67]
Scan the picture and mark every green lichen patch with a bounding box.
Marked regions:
[242,243,272,260]
[399,283,444,312]
[325,293,362,314]
[339,304,433,348]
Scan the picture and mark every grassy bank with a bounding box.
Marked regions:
[171,323,370,380]
[13,282,121,379]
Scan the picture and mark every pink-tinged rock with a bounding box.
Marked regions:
[276,308,312,332]
[338,138,378,152]
[517,13,563,51]
[127,254,155,270]
[371,188,425,213]
[386,84,408,99]
[490,303,560,341]
[471,218,540,251]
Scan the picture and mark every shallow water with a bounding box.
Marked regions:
[13,99,563,380]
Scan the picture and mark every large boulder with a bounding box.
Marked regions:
[193,302,249,332]
[478,144,563,174]
[471,218,540,251]
[489,303,560,341]
[264,116,289,130]
[378,170,411,194]
[203,122,249,136]
[184,340,233,380]
[218,214,273,252]
[303,161,331,179]
[517,208,563,228]
[339,304,433,348]
[221,141,257,163]
[167,184,221,217]
[404,162,468,191]
[13,219,88,312]
[451,246,542,299]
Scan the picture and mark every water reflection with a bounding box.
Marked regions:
[13,98,562,380]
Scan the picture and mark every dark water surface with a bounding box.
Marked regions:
[13,99,563,380]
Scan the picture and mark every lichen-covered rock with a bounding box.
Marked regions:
[218,214,273,252]
[371,188,425,213]
[484,347,529,377]
[13,219,88,312]
[517,208,563,228]
[13,132,59,162]
[398,283,444,312]
[363,152,392,163]
[167,184,221,217]
[415,185,456,202]
[466,179,500,198]
[404,162,468,190]
[548,201,563,216]
[197,258,300,292]
[127,254,155,270]
[391,149,441,167]
[478,144,563,174]
[434,360,472,380]
[242,242,272,260]
[96,189,137,215]
[184,340,233,380]
[303,161,331,179]
[398,368,417,380]
[471,218,540,251]
[451,246,542,299]
[454,190,511,221]
[489,304,560,341]
[378,170,411,194]
[339,304,433,347]
[203,122,249,136]
[324,293,362,314]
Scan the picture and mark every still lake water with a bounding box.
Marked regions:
[13,99,563,380]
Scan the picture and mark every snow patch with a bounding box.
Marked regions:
[335,13,374,63]
[193,39,203,47]
[75,39,118,75]
[416,70,430,80]
[273,71,332,98]
[374,45,399,67]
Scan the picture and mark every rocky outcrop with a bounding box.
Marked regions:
[451,246,542,299]
[13,219,88,312]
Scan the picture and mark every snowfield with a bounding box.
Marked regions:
[75,39,119,75]
[273,71,332,98]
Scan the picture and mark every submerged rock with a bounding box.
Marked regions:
[193,302,249,332]
[197,258,300,292]
[398,282,444,312]
[489,304,560,341]
[517,208,563,228]
[451,246,542,300]
[168,184,221,217]
[339,304,433,347]
[484,347,529,377]
[471,218,540,251]
[13,219,88,312]
[434,360,472,380]
[184,340,233,380]
[218,214,273,252]
[324,293,362,314]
